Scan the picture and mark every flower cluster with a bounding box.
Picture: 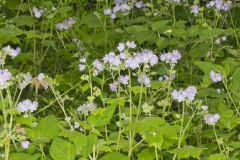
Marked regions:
[206,0,231,12]
[0,69,12,89]
[104,0,147,19]
[16,99,38,113]
[56,18,76,31]
[32,7,44,18]
[172,86,197,102]
[137,74,151,87]
[160,50,182,64]
[191,5,199,15]
[2,45,21,59]
[18,73,33,90]
[125,49,158,70]
[109,81,118,92]
[210,70,222,83]
[215,36,227,45]
[77,102,96,115]
[204,114,220,125]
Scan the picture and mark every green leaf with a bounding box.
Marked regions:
[87,105,116,127]
[138,148,155,160]
[59,129,97,158]
[207,153,227,160]
[0,27,24,44]
[50,137,75,160]
[9,153,41,160]
[82,14,102,28]
[130,86,146,95]
[169,146,204,159]
[190,43,209,59]
[28,115,60,143]
[127,117,165,132]
[100,152,129,160]
[229,67,240,97]
[151,20,170,32]
[12,15,37,26]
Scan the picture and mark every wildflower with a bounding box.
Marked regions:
[221,1,231,12]
[16,99,38,113]
[117,43,125,52]
[119,75,129,85]
[184,86,197,101]
[172,86,197,102]
[73,122,80,129]
[32,7,43,18]
[109,81,118,92]
[191,5,199,15]
[210,70,222,83]
[93,59,104,74]
[79,64,86,72]
[36,73,48,89]
[125,57,140,70]
[202,105,208,111]
[0,69,12,89]
[160,50,181,64]
[126,41,136,48]
[104,8,112,15]
[135,1,144,8]
[77,102,96,115]
[56,18,76,31]
[65,116,71,122]
[171,90,186,102]
[221,36,227,41]
[2,45,21,58]
[137,74,151,87]
[18,73,33,90]
[204,114,220,125]
[80,57,87,63]
[215,38,221,44]
[21,140,30,149]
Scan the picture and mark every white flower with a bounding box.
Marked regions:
[32,7,43,18]
[79,64,86,72]
[126,41,136,48]
[104,8,112,15]
[21,141,30,149]
[2,45,21,58]
[210,70,222,83]
[77,102,96,115]
[73,122,80,129]
[204,114,220,125]
[202,105,208,111]
[117,43,125,52]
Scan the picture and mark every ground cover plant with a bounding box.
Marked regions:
[0,0,240,159]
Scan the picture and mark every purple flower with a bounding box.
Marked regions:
[32,7,43,18]
[191,5,199,15]
[125,57,140,70]
[109,81,118,92]
[204,114,220,125]
[77,102,96,115]
[172,86,197,102]
[0,69,12,89]
[93,59,104,74]
[160,50,181,64]
[16,99,38,113]
[21,141,30,149]
[104,8,112,15]
[210,70,222,83]
[221,1,231,12]
[119,75,129,85]
[137,74,151,87]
